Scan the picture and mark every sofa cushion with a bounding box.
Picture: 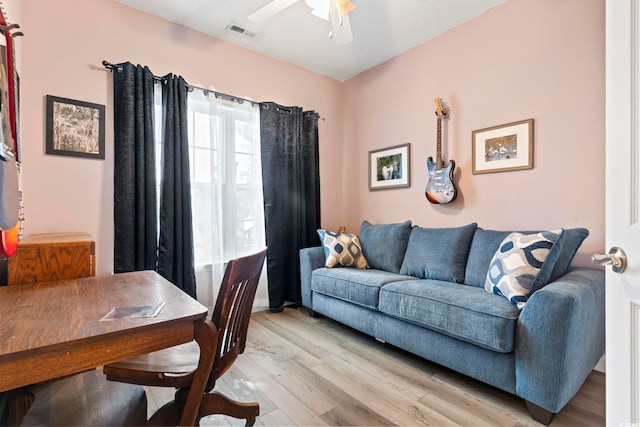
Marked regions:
[546,227,589,282]
[379,279,520,352]
[485,230,562,309]
[311,268,412,309]
[465,227,589,288]
[465,228,510,288]
[317,229,368,269]
[400,223,477,283]
[359,220,412,273]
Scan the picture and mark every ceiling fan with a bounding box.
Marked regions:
[248,0,356,45]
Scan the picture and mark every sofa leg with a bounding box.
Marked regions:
[305,308,323,318]
[525,400,556,425]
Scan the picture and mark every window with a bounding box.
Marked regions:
[187,90,265,268]
[153,83,265,273]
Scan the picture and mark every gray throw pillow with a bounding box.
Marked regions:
[359,220,412,273]
[400,223,477,283]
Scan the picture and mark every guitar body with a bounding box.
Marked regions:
[425,156,457,204]
[0,155,18,229]
[0,62,18,244]
[425,98,457,205]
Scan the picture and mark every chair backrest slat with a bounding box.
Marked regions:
[208,249,266,391]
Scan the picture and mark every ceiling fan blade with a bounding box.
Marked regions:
[248,0,300,23]
[329,2,353,45]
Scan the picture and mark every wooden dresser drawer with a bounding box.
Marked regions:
[8,233,95,285]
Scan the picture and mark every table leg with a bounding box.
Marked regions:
[5,389,34,426]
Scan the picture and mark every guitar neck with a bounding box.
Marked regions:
[436,116,443,169]
[0,9,18,158]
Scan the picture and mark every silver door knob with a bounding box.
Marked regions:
[591,246,627,273]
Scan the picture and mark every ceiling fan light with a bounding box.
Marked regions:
[335,0,355,18]
[305,0,354,43]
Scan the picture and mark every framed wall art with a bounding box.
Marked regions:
[472,119,533,174]
[368,143,410,190]
[45,95,105,160]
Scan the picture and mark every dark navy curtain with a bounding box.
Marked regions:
[112,62,196,299]
[157,74,196,299]
[260,103,320,312]
[113,62,157,272]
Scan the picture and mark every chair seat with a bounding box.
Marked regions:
[20,369,147,426]
[104,341,200,388]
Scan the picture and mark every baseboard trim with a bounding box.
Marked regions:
[594,355,605,373]
[252,298,269,313]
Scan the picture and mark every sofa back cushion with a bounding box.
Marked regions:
[359,220,412,273]
[400,223,477,283]
[465,229,510,288]
[546,227,589,282]
[465,227,590,288]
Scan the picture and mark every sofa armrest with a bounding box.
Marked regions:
[515,267,605,414]
[299,247,325,308]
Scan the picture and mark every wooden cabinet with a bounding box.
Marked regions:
[7,233,95,285]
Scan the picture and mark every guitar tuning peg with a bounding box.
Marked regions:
[0,23,19,31]
[12,32,23,38]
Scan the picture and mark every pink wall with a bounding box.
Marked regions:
[18,0,344,275]
[14,0,604,277]
[341,0,605,266]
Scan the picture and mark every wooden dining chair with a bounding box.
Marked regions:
[103,249,267,426]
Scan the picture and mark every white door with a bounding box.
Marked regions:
[606,0,640,423]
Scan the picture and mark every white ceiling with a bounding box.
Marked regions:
[115,0,508,81]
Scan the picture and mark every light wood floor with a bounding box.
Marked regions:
[146,307,605,426]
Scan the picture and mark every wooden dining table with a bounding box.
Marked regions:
[0,270,215,426]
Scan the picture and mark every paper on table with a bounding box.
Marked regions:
[100,302,165,321]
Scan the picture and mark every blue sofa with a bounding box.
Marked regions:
[300,221,605,425]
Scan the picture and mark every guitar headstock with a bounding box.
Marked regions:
[434,97,450,118]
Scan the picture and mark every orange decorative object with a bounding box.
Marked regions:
[0,222,19,257]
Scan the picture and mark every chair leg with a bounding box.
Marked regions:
[148,400,182,426]
[198,391,259,426]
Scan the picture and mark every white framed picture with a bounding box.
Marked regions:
[472,119,533,174]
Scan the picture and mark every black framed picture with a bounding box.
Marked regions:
[45,95,105,159]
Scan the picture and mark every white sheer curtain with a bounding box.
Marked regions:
[189,90,267,310]
[155,88,267,311]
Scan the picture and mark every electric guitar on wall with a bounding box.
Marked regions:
[0,6,23,258]
[425,97,457,204]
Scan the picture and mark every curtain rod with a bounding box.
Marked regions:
[101,60,323,120]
